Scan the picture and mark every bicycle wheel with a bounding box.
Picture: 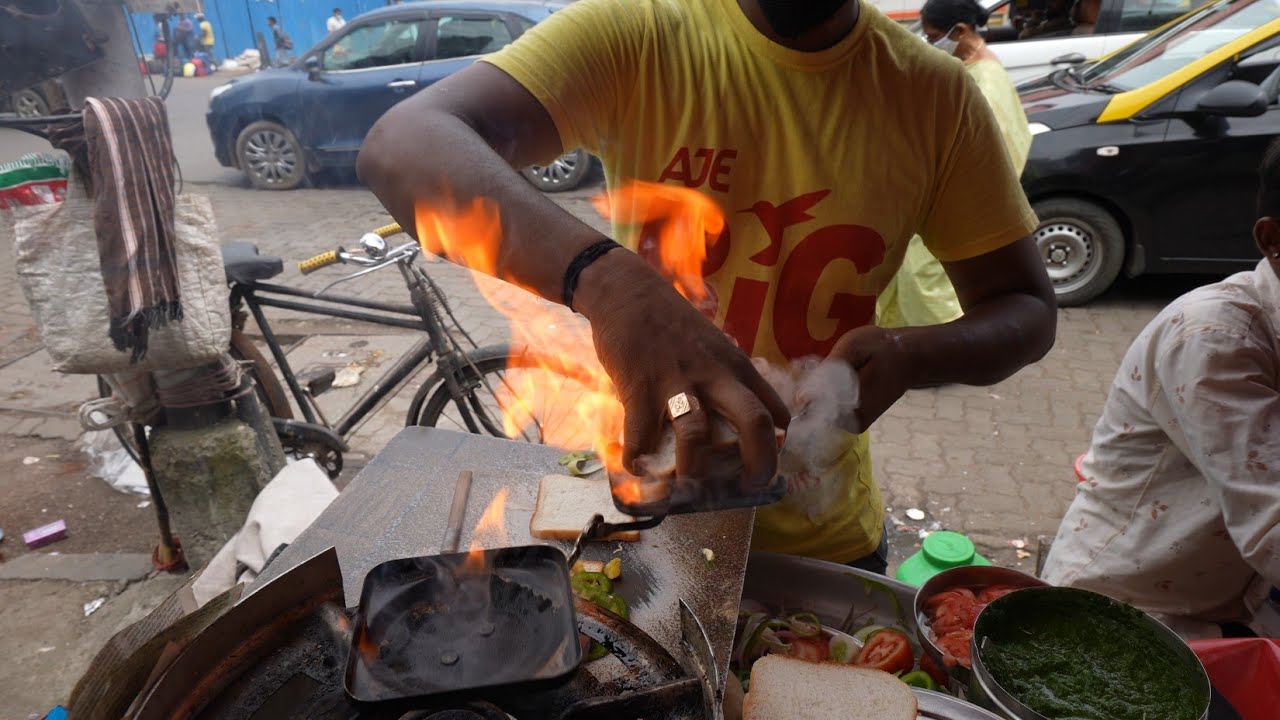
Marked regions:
[408,345,609,448]
[99,330,294,465]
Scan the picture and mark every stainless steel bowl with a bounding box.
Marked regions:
[968,586,1211,720]
[913,566,1048,689]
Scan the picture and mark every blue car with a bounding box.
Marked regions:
[206,0,589,191]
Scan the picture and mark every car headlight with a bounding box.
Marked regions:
[1028,122,1053,136]
[210,83,234,100]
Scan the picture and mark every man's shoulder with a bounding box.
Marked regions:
[1140,269,1276,358]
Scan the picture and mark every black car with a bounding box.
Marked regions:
[1019,0,1280,305]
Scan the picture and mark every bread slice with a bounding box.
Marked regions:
[530,474,641,542]
[743,655,917,720]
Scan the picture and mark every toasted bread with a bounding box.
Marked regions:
[530,474,641,542]
[743,655,917,720]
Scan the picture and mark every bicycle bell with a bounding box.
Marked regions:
[360,232,389,259]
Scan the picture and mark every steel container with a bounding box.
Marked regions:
[967,586,1211,720]
[913,565,1048,690]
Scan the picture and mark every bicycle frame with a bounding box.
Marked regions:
[233,279,441,437]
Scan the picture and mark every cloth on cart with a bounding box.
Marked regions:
[50,96,183,362]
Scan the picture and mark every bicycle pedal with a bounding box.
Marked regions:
[298,367,338,396]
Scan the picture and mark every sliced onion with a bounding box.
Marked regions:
[787,612,822,637]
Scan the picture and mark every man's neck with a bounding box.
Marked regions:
[737,0,860,52]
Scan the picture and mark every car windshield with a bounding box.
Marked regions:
[1078,0,1280,90]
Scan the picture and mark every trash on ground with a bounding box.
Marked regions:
[331,364,365,388]
[1016,549,1033,560]
[78,430,149,496]
[82,597,105,617]
[43,706,68,720]
[1010,538,1028,549]
[22,456,39,465]
[37,646,55,653]
[23,519,67,549]
[905,508,926,521]
[137,500,151,509]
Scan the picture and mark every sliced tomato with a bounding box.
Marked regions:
[977,585,1021,604]
[785,636,830,663]
[853,628,914,674]
[929,598,981,636]
[922,588,977,613]
[935,628,974,669]
[920,652,949,687]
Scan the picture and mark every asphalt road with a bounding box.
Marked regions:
[0,72,246,186]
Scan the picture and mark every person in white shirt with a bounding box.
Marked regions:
[1042,140,1280,640]
[327,8,347,34]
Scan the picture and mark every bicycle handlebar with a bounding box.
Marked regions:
[371,222,402,239]
[299,250,341,275]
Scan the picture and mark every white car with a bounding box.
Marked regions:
[911,0,1215,83]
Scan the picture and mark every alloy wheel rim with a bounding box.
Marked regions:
[529,152,580,186]
[14,92,44,118]
[1035,220,1099,295]
[244,129,299,185]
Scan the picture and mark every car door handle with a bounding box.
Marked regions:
[386,80,417,89]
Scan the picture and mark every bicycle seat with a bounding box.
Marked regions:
[222,242,284,284]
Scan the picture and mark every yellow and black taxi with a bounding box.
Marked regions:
[1019,0,1280,305]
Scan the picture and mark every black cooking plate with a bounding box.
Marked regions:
[344,545,581,705]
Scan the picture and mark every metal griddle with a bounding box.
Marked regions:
[247,426,753,703]
[345,546,581,705]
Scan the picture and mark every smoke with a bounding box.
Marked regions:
[754,356,861,475]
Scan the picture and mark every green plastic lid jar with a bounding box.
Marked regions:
[894,530,991,586]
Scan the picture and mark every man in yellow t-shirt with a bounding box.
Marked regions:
[196,13,216,66]
[358,0,1056,570]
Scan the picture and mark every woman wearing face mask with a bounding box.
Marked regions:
[877,0,1033,329]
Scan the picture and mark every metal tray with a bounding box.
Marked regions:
[743,553,1002,720]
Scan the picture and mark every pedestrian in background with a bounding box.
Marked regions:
[878,0,1032,329]
[197,13,217,68]
[173,14,196,61]
[267,16,294,66]
[327,8,347,33]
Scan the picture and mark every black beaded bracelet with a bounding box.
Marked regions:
[561,239,623,311]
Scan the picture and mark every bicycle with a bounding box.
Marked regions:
[99,222,597,478]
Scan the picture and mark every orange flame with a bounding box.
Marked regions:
[413,182,723,480]
[592,181,724,303]
[462,488,509,573]
[356,630,380,663]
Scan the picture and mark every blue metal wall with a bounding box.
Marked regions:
[129,0,393,63]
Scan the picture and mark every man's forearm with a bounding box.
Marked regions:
[357,99,608,306]
[894,292,1056,387]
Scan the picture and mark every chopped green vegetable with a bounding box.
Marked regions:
[571,572,613,595]
[586,641,609,661]
[828,637,857,663]
[604,557,622,579]
[852,624,887,644]
[558,450,603,476]
[787,612,822,637]
[702,547,716,568]
[900,670,937,690]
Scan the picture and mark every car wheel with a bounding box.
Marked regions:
[522,148,590,192]
[1031,197,1125,307]
[235,120,306,191]
[11,88,49,118]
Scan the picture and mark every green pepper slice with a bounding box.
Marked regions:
[900,669,938,691]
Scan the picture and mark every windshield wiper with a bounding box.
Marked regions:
[1087,82,1127,94]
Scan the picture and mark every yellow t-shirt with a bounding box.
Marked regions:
[199,20,215,47]
[484,0,1037,563]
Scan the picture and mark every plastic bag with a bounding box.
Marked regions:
[1189,638,1280,720]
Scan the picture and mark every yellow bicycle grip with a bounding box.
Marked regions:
[371,222,402,239]
[298,250,340,275]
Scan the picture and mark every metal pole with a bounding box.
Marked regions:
[61,1,147,107]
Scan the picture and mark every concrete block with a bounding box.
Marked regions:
[0,552,153,582]
[149,416,284,567]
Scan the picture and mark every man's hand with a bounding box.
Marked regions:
[828,325,913,432]
[576,250,790,485]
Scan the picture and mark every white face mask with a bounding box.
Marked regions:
[931,25,960,55]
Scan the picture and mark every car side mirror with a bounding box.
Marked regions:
[1051,52,1087,66]
[305,56,321,80]
[1195,80,1267,117]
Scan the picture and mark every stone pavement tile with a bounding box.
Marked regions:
[0,553,153,582]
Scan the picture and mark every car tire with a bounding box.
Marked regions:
[235,120,307,191]
[1031,197,1125,307]
[11,88,49,118]
[522,148,591,192]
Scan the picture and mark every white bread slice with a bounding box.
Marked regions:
[743,655,917,720]
[530,474,641,542]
